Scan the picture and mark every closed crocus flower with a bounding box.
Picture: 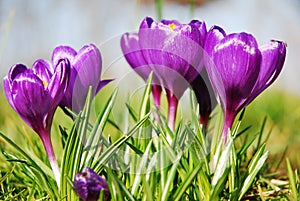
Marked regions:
[124,17,206,131]
[52,44,112,114]
[3,59,70,186]
[74,167,110,201]
[204,26,286,142]
[191,70,217,129]
[121,32,162,109]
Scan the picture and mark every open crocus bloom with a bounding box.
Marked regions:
[121,16,207,131]
[52,44,112,114]
[204,26,286,142]
[3,58,70,186]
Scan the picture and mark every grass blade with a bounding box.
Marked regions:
[92,113,150,173]
[238,147,269,200]
[286,158,299,200]
[173,162,202,201]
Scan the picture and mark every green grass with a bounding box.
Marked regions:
[242,89,300,167]
[0,85,300,200]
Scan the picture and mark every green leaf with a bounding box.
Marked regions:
[126,103,138,122]
[139,72,152,120]
[248,144,266,173]
[256,116,267,150]
[92,113,150,173]
[142,174,154,201]
[0,164,15,184]
[161,156,181,201]
[106,168,123,201]
[197,171,211,200]
[125,141,144,155]
[238,146,269,200]
[60,87,93,200]
[84,89,118,167]
[286,158,299,200]
[173,162,202,201]
[210,167,230,201]
[0,132,58,199]
[211,138,232,188]
[110,170,136,201]
[131,140,153,196]
[237,134,257,157]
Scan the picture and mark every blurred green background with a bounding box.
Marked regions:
[1,0,300,171]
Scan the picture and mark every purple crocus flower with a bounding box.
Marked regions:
[52,44,112,114]
[122,17,207,131]
[204,26,286,142]
[191,69,217,129]
[121,32,162,109]
[3,58,70,186]
[74,167,110,201]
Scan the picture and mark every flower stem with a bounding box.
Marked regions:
[167,92,178,132]
[152,84,162,109]
[200,115,209,130]
[222,111,235,143]
[40,130,60,187]
[152,85,162,124]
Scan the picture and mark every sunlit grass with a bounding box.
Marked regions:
[242,89,300,167]
[0,86,299,200]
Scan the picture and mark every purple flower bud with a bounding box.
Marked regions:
[3,58,70,185]
[121,32,162,109]
[52,44,112,114]
[191,70,217,129]
[74,168,110,201]
[204,26,286,141]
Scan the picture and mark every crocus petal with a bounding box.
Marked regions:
[3,64,28,110]
[204,26,227,104]
[73,44,102,94]
[32,59,53,85]
[139,16,154,29]
[52,45,77,68]
[65,44,102,113]
[204,26,226,58]
[3,77,14,110]
[96,79,113,94]
[121,32,152,81]
[47,58,70,113]
[249,40,286,102]
[190,20,207,46]
[11,73,50,132]
[8,64,28,81]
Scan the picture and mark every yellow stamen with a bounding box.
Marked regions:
[37,74,48,87]
[168,23,177,30]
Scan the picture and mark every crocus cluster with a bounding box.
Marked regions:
[3,16,286,200]
[121,17,286,140]
[3,44,110,186]
[121,17,208,131]
[73,167,110,201]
